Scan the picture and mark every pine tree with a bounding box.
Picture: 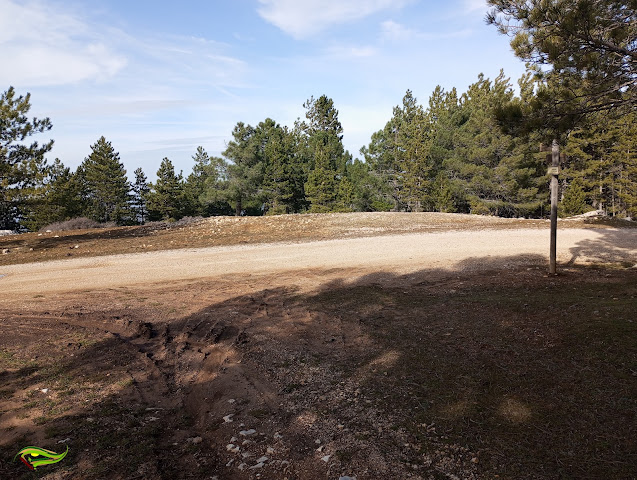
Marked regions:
[393,90,433,211]
[221,122,265,216]
[305,150,338,212]
[23,159,85,230]
[80,136,131,224]
[301,95,350,212]
[560,179,587,217]
[182,146,228,216]
[0,87,53,230]
[147,158,185,221]
[131,167,150,224]
[257,119,307,214]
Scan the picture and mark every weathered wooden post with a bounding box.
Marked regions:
[548,140,560,275]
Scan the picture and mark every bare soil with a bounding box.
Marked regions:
[0,213,635,479]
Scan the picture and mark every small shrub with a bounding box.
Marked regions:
[173,216,204,227]
[40,217,102,232]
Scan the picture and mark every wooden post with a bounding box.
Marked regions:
[549,140,560,275]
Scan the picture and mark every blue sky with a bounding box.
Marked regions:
[1,0,528,180]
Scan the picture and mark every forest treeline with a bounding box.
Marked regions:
[1,70,636,232]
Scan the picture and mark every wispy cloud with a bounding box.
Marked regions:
[380,20,472,43]
[0,0,126,86]
[464,0,490,14]
[257,0,413,39]
[323,45,378,59]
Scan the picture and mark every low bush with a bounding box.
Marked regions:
[40,217,108,232]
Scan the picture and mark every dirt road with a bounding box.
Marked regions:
[1,227,635,296]
[1,222,636,480]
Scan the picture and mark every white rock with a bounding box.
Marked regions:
[40,388,49,394]
[273,432,283,439]
[249,462,264,469]
[192,436,202,444]
[227,398,236,403]
[321,455,331,462]
[339,477,356,480]
[230,436,238,442]
[256,456,268,463]
[57,438,71,444]
[223,414,234,423]
[238,463,247,471]
[266,447,275,454]
[240,429,256,436]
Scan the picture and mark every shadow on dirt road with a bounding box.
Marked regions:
[0,252,635,479]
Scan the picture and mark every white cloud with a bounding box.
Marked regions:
[464,0,489,14]
[0,0,126,86]
[381,20,472,42]
[324,45,378,59]
[257,0,413,39]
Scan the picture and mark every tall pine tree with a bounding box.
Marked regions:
[131,167,150,224]
[0,87,53,230]
[80,136,131,224]
[147,158,185,221]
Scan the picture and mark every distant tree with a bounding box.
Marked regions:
[259,119,307,214]
[345,158,390,212]
[301,95,350,212]
[182,146,226,216]
[563,109,637,216]
[0,87,53,230]
[131,167,150,224]
[147,158,185,221]
[392,90,433,211]
[560,179,588,217]
[222,122,265,216]
[22,158,86,230]
[360,122,403,210]
[80,136,131,224]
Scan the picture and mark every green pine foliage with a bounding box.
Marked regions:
[300,95,352,212]
[131,167,150,224]
[80,136,131,224]
[560,180,588,217]
[220,122,265,216]
[563,110,637,217]
[260,120,307,214]
[22,158,85,230]
[147,158,186,221]
[0,87,53,230]
[4,79,636,228]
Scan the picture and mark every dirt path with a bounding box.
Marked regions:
[2,227,635,297]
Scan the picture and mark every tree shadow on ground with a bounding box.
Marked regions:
[0,253,635,479]
[567,227,637,266]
